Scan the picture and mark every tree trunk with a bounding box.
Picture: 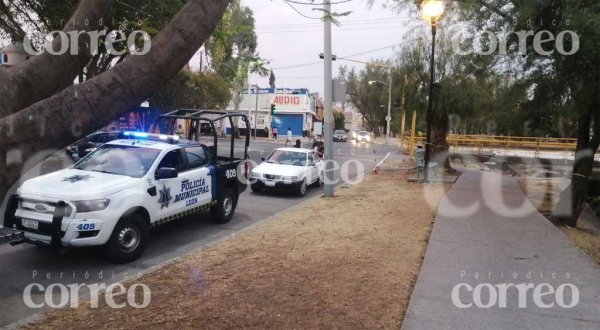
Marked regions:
[0,0,113,118]
[553,107,600,227]
[429,84,451,170]
[0,0,230,202]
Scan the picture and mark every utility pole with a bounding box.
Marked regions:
[323,0,334,197]
[254,86,259,139]
[385,68,392,145]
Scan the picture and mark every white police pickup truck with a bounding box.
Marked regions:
[3,110,251,263]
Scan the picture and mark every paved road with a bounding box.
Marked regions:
[402,168,600,330]
[0,139,398,327]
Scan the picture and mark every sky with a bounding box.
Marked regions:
[241,0,427,96]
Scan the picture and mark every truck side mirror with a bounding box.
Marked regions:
[156,167,178,180]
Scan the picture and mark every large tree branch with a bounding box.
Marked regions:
[0,0,113,118]
[0,0,230,197]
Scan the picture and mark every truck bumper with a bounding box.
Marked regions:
[0,227,24,246]
[12,196,113,248]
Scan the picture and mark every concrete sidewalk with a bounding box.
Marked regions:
[402,169,600,329]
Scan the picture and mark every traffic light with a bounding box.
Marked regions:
[270,103,276,116]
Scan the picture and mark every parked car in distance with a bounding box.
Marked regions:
[333,130,348,142]
[66,131,121,161]
[357,130,372,143]
[251,148,324,197]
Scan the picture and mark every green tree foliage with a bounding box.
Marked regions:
[345,62,393,136]
[372,0,599,225]
[334,111,345,130]
[0,0,185,80]
[150,69,231,110]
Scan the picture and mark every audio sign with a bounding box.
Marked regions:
[273,96,301,105]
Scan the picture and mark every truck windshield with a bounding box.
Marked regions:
[74,145,161,178]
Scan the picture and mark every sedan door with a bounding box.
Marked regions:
[307,152,320,184]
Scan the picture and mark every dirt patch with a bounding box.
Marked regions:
[518,178,600,265]
[562,227,600,264]
[517,178,563,214]
[24,172,448,329]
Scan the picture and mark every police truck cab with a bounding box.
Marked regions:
[3,110,251,263]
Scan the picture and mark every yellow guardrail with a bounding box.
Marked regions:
[401,134,587,159]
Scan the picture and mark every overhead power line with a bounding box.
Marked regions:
[258,23,422,34]
[271,38,422,71]
[255,17,415,29]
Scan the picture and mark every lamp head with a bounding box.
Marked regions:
[422,0,444,24]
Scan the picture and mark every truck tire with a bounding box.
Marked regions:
[296,179,307,197]
[211,187,237,224]
[105,214,148,264]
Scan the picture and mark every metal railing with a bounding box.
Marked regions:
[402,134,594,159]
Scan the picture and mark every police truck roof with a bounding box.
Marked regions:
[107,132,202,150]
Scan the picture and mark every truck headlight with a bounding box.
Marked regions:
[251,172,262,178]
[73,199,110,213]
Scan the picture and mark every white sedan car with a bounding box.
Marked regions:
[251,148,324,196]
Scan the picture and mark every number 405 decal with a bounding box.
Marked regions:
[77,223,96,231]
[226,169,237,178]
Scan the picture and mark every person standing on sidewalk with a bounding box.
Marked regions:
[272,127,278,141]
[175,124,185,138]
[285,127,293,147]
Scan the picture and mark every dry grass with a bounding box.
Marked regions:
[562,227,600,264]
[25,172,448,330]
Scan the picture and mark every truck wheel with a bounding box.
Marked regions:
[296,179,307,197]
[105,215,148,264]
[211,187,237,224]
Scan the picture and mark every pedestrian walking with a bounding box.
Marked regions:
[175,124,185,138]
[272,127,278,141]
[285,127,293,147]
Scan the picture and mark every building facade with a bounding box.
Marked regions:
[0,43,29,67]
[226,87,318,137]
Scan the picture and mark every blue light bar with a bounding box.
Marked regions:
[123,131,149,138]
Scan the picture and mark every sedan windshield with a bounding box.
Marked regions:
[266,150,307,166]
[74,145,161,178]
[335,130,346,135]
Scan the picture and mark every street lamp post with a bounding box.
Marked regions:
[422,0,444,183]
[368,69,393,145]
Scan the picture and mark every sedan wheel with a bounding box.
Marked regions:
[297,179,307,197]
